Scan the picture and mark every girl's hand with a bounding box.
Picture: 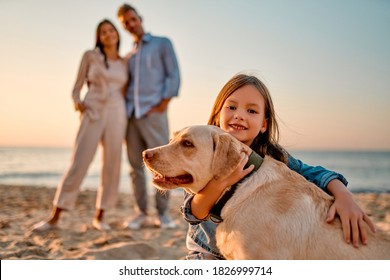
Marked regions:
[214,152,255,191]
[326,180,376,247]
[191,152,254,220]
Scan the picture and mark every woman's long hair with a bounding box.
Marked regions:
[95,19,121,69]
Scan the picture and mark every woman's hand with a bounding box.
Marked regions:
[74,101,87,112]
[191,152,254,220]
[326,179,376,247]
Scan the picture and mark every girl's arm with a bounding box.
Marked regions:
[326,179,376,247]
[287,154,376,247]
[190,153,254,220]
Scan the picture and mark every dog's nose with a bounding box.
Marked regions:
[143,149,154,160]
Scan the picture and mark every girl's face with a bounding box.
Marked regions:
[219,84,267,146]
[99,23,119,48]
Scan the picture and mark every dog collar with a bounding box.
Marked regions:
[209,151,263,224]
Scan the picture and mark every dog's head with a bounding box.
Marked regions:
[143,125,251,194]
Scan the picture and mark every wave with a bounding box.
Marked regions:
[0,172,62,179]
[352,188,390,194]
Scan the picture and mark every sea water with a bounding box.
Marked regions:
[0,147,389,194]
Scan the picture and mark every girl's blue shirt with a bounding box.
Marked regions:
[180,153,348,259]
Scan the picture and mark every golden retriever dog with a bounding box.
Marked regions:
[143,125,390,259]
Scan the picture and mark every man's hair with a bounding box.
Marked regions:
[117,3,138,18]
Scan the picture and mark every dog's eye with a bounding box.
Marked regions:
[181,140,194,147]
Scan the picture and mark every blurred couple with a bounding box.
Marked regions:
[32,3,180,232]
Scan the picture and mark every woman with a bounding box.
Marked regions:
[32,19,128,231]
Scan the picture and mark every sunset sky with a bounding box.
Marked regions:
[1,0,389,150]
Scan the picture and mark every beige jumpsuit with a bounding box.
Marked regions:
[53,49,127,210]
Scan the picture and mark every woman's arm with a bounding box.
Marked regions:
[72,51,90,111]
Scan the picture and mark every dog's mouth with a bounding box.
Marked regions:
[151,171,193,188]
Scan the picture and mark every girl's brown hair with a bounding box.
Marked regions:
[207,74,287,163]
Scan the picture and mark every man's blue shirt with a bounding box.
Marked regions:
[126,33,180,118]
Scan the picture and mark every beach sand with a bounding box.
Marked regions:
[0,184,389,260]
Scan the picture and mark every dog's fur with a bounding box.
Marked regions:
[143,125,390,259]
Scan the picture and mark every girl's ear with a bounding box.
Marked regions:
[261,120,267,133]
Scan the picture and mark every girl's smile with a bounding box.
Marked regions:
[219,84,267,146]
[229,123,247,130]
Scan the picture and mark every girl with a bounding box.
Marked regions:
[32,19,127,231]
[181,73,376,259]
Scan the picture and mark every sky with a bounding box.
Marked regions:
[0,0,389,150]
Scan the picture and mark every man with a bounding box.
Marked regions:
[117,3,180,229]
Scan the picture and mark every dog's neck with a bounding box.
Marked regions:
[209,150,263,223]
[244,150,263,171]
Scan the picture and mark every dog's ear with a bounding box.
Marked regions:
[211,133,243,180]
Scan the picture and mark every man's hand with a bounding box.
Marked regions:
[146,98,171,114]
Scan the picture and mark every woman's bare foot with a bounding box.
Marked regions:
[92,219,111,231]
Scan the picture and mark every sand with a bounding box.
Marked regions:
[0,184,389,260]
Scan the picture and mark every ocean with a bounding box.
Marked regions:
[0,147,389,194]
